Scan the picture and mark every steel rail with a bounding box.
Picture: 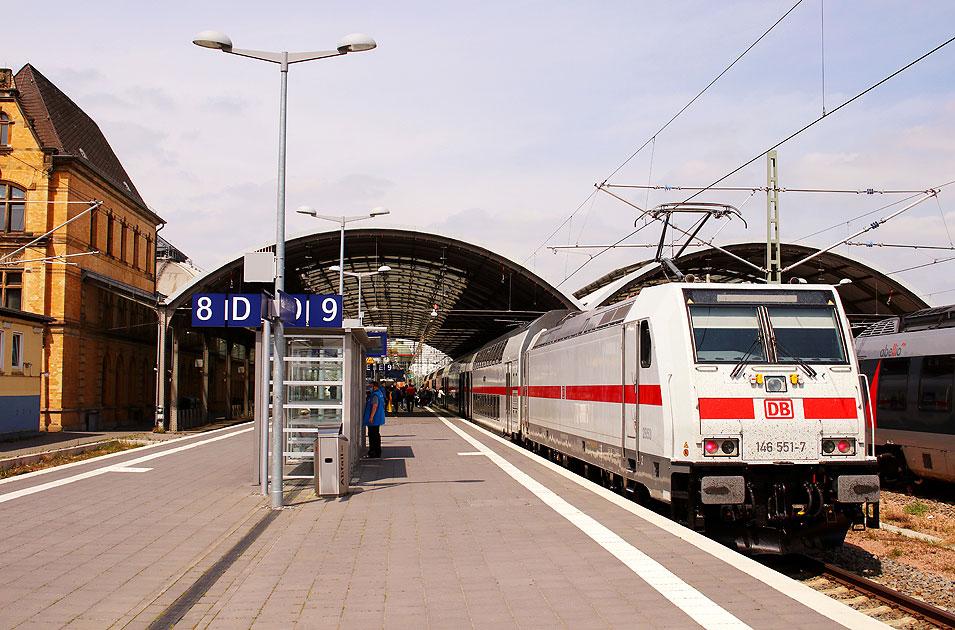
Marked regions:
[800,555,955,628]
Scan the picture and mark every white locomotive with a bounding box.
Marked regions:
[428,283,880,553]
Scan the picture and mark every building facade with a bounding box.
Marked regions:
[0,307,52,435]
[0,65,163,431]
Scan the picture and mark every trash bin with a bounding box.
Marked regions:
[314,426,349,497]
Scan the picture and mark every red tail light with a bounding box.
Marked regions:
[704,440,719,454]
[837,440,852,453]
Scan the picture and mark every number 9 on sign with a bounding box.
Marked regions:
[308,295,343,328]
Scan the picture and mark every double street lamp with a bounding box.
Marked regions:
[329,265,391,325]
[193,29,376,509]
[296,206,390,295]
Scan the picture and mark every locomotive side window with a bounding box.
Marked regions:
[766,307,846,364]
[640,320,652,368]
[918,355,954,413]
[688,306,764,363]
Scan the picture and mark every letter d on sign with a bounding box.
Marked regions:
[227,294,264,327]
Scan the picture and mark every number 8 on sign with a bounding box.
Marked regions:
[191,294,227,327]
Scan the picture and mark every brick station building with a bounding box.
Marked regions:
[0,64,163,431]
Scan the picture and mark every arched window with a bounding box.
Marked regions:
[1,182,25,232]
[0,112,10,146]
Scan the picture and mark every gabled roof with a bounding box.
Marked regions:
[14,64,153,215]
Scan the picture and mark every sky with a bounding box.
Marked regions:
[5,0,955,307]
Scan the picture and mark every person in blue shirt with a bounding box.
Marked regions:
[364,380,386,458]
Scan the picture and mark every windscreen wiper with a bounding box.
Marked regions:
[774,340,818,378]
[731,336,763,379]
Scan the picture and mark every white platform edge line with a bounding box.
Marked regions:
[439,415,890,630]
[440,417,752,630]
[0,427,253,504]
[0,422,254,486]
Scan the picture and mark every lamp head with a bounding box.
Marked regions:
[337,33,377,54]
[369,207,390,217]
[295,205,317,216]
[193,30,233,50]
[329,265,342,272]
[377,265,391,273]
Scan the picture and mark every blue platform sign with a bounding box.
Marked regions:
[191,293,342,328]
[288,294,309,328]
[367,332,387,357]
[192,294,227,327]
[276,290,298,325]
[308,295,343,328]
[192,293,265,327]
[229,294,266,327]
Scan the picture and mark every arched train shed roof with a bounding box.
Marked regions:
[574,242,927,330]
[165,227,578,358]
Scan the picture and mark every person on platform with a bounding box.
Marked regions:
[363,381,386,458]
[405,383,417,413]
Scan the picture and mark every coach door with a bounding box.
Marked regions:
[505,362,515,434]
[623,322,639,456]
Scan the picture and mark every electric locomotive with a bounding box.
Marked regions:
[432,282,880,553]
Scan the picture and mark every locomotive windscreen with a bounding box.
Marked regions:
[686,288,847,364]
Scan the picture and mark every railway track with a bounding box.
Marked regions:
[773,555,955,629]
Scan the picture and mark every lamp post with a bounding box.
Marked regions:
[296,207,390,295]
[193,29,376,509]
[329,265,391,325]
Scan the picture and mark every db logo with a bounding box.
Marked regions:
[764,399,794,419]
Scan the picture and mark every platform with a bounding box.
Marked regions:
[0,412,888,629]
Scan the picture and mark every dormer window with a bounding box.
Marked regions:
[1,183,25,232]
[0,111,9,146]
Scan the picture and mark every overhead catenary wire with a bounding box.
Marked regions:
[667,33,955,210]
[795,178,955,242]
[566,34,955,283]
[523,0,806,264]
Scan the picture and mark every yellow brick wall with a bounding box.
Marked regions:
[0,94,160,431]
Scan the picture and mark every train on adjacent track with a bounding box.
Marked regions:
[425,282,880,554]
[856,305,955,485]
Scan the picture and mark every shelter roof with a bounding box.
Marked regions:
[574,241,927,331]
[165,227,577,358]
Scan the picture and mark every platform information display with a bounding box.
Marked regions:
[191,293,342,328]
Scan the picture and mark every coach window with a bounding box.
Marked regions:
[918,355,954,413]
[640,320,652,368]
[2,183,26,232]
[877,358,910,413]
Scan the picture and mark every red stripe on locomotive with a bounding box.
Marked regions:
[699,398,756,419]
[802,398,857,419]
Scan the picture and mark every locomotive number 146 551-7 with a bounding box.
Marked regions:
[755,441,807,454]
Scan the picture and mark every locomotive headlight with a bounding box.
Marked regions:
[822,438,855,455]
[703,438,738,457]
[764,375,787,393]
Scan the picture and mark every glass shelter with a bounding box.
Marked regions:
[252,325,372,489]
